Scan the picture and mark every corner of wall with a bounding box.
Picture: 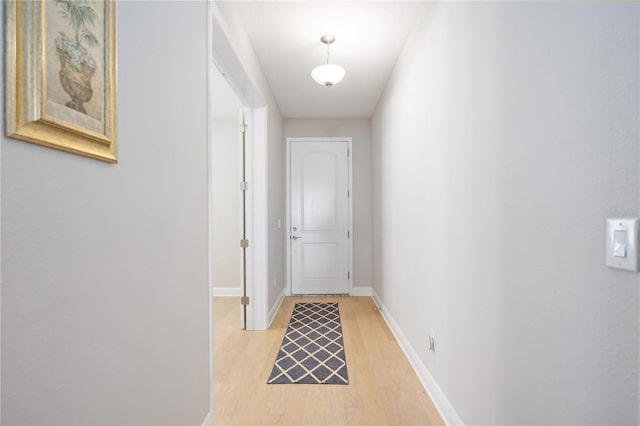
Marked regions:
[201,411,213,426]
[267,288,285,329]
[350,287,372,297]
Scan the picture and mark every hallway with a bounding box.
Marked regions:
[213,297,443,425]
[1,1,638,424]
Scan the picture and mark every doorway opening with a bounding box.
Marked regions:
[211,67,243,298]
[207,2,273,422]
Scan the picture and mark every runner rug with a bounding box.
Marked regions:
[267,302,349,385]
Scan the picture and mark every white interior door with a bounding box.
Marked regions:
[290,140,350,294]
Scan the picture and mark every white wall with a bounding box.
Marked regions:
[1,2,209,424]
[215,2,286,323]
[212,120,241,291]
[372,2,639,424]
[284,119,373,289]
[0,2,4,421]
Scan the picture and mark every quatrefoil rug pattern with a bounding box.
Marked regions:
[267,302,349,385]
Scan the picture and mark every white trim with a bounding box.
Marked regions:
[212,287,242,297]
[371,290,465,426]
[285,137,354,296]
[205,1,215,420]
[201,411,213,426]
[247,107,269,330]
[237,108,245,323]
[349,286,372,297]
[285,137,292,297]
[243,107,254,330]
[346,138,354,296]
[267,288,285,329]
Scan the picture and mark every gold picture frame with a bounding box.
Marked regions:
[5,0,117,163]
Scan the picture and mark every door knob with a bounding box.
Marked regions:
[291,235,302,240]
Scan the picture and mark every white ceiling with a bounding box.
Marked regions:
[212,65,243,120]
[225,1,425,118]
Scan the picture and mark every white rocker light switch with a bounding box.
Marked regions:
[606,218,639,272]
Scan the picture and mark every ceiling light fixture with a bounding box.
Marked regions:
[311,35,345,88]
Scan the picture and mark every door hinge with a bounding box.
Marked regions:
[240,124,248,133]
[348,272,351,280]
[241,296,250,305]
[347,148,350,157]
[240,239,249,248]
[348,230,350,239]
[240,181,248,191]
[347,190,350,198]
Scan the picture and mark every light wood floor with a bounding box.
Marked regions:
[213,296,444,426]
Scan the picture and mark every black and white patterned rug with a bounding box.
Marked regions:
[267,302,349,385]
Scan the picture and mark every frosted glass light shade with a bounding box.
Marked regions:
[311,64,346,87]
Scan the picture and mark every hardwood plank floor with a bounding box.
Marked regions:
[213,296,444,426]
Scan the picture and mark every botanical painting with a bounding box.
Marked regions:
[4,0,116,162]
[45,0,105,136]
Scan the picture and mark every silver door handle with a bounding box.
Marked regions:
[291,235,302,240]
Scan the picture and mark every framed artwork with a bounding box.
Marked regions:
[5,0,117,163]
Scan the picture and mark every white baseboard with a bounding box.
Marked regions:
[201,411,213,426]
[267,288,285,329]
[371,290,464,426]
[212,287,241,297]
[350,286,372,296]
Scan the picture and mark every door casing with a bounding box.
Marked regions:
[285,137,354,296]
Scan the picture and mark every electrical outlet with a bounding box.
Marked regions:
[428,328,436,352]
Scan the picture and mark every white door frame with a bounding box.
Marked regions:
[285,137,354,296]
[206,3,270,423]
[210,3,269,329]
[244,106,269,331]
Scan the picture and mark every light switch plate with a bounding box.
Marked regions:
[606,218,640,272]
